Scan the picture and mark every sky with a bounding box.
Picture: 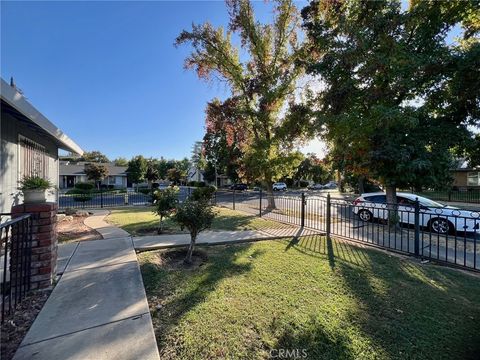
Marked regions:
[1,0,320,161]
[0,1,461,161]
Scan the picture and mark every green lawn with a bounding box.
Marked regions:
[138,237,480,360]
[107,206,290,235]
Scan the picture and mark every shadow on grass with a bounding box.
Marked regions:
[140,243,259,357]
[283,234,480,359]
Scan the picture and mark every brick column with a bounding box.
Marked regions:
[11,202,58,290]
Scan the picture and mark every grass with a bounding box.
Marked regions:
[138,236,480,360]
[107,206,291,235]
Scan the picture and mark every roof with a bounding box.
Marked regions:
[60,162,128,176]
[1,78,83,155]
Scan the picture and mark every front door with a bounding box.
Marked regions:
[66,176,75,188]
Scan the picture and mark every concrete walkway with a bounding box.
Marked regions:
[83,209,130,239]
[134,227,322,251]
[14,218,159,359]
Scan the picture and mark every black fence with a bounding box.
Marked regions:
[215,190,480,272]
[413,189,480,204]
[0,213,33,323]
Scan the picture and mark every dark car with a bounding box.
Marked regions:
[230,183,248,191]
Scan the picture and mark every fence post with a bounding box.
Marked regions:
[448,190,452,202]
[326,193,331,239]
[233,188,236,211]
[414,198,420,256]
[100,189,104,208]
[301,192,306,227]
[259,189,262,217]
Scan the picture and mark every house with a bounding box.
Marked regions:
[187,165,204,183]
[59,161,129,189]
[451,159,480,190]
[0,78,83,213]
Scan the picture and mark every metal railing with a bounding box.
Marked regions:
[214,190,480,272]
[58,190,152,209]
[1,213,33,323]
[413,189,480,204]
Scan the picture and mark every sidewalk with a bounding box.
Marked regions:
[14,216,159,359]
[134,227,322,251]
[83,209,130,239]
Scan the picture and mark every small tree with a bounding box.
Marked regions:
[153,187,179,234]
[167,168,182,185]
[127,155,148,189]
[84,163,109,189]
[173,199,215,265]
[145,159,160,189]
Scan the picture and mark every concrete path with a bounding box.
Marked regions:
[83,209,130,239]
[14,237,160,360]
[134,227,322,251]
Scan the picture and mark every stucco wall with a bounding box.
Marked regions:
[0,114,59,213]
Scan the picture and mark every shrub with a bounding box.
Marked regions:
[66,189,93,202]
[138,188,152,195]
[19,175,53,190]
[172,199,215,264]
[153,187,179,233]
[74,182,95,191]
[190,186,216,202]
[299,180,309,188]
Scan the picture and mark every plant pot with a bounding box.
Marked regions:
[23,189,47,203]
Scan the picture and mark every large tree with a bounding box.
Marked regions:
[176,0,313,208]
[302,0,479,213]
[81,151,110,163]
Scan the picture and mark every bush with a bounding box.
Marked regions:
[74,182,95,191]
[138,188,152,195]
[66,189,93,202]
[153,187,179,233]
[299,180,309,188]
[190,186,216,202]
[19,175,53,190]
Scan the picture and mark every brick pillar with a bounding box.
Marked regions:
[11,202,58,290]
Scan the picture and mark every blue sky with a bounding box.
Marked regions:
[1,1,460,160]
[2,0,306,160]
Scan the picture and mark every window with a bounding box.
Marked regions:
[19,136,49,179]
[364,195,386,203]
[467,172,480,186]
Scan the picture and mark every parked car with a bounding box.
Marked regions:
[273,182,287,191]
[352,192,480,235]
[308,183,324,190]
[322,181,337,190]
[230,183,248,191]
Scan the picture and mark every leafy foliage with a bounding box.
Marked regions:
[301,0,479,200]
[113,157,129,166]
[172,199,215,264]
[177,0,314,207]
[19,175,53,190]
[84,163,109,187]
[127,155,148,185]
[81,151,110,163]
[153,187,179,233]
[190,186,216,202]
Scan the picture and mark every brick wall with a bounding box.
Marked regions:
[11,202,58,290]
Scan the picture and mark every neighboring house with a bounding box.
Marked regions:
[59,161,129,189]
[0,78,83,213]
[451,158,480,189]
[187,166,204,183]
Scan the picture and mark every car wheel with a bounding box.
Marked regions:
[358,209,373,222]
[428,218,454,235]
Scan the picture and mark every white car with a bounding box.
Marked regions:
[273,182,287,191]
[352,192,480,235]
[308,183,324,190]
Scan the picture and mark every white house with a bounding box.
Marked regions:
[0,78,83,213]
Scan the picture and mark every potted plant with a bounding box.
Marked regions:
[19,175,54,203]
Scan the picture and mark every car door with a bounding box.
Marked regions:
[397,196,416,226]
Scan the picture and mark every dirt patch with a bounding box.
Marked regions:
[57,215,102,243]
[149,248,208,270]
[1,290,51,360]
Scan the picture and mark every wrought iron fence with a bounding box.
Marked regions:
[214,190,480,272]
[413,189,480,204]
[1,213,33,323]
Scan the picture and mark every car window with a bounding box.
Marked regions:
[363,195,386,203]
[397,197,416,205]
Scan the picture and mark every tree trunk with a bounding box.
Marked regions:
[184,232,197,265]
[358,176,365,195]
[158,215,164,234]
[336,170,344,192]
[265,181,276,209]
[385,185,399,228]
